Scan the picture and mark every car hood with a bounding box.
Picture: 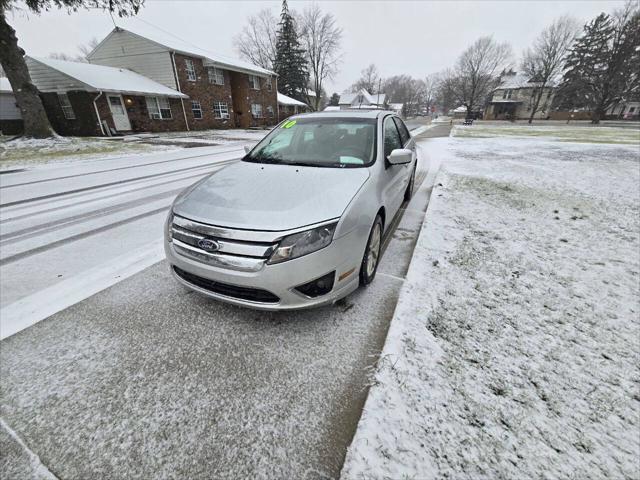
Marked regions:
[173,161,370,231]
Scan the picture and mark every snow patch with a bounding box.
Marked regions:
[342,134,640,479]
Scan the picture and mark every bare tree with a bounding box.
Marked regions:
[350,64,380,93]
[422,73,441,114]
[78,37,100,60]
[233,8,278,70]
[49,37,101,62]
[298,4,342,111]
[522,16,579,123]
[442,37,512,119]
[383,75,425,116]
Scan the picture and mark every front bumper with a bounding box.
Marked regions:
[165,227,362,311]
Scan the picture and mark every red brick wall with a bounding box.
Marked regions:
[173,53,236,130]
[119,95,187,133]
[40,91,103,136]
[229,71,278,128]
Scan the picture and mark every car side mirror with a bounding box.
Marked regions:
[387,148,412,165]
[244,145,251,154]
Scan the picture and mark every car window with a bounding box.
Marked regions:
[245,117,377,168]
[393,117,411,146]
[384,116,403,158]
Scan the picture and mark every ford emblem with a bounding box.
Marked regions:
[197,238,220,252]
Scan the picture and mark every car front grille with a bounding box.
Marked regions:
[173,266,280,303]
[170,215,279,272]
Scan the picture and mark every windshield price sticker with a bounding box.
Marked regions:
[282,120,297,129]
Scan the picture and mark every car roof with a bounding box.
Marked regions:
[289,110,397,121]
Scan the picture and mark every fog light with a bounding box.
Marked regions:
[295,271,335,298]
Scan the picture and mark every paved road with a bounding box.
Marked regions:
[0,144,253,338]
[1,125,451,479]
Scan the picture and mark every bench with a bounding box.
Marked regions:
[463,119,474,126]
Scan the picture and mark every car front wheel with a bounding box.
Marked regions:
[359,215,383,286]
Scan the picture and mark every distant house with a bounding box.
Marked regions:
[0,77,23,135]
[606,101,640,120]
[338,89,386,110]
[485,71,556,120]
[26,56,187,136]
[87,27,278,129]
[388,103,404,116]
[277,92,309,119]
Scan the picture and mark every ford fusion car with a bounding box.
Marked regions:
[164,110,417,310]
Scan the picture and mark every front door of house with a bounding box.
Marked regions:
[107,95,131,131]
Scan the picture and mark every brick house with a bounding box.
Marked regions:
[277,92,309,119]
[485,71,556,120]
[87,27,278,130]
[25,56,188,136]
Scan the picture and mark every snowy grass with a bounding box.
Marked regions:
[453,123,640,145]
[341,135,640,479]
[0,136,179,169]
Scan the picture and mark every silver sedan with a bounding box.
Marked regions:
[164,110,417,310]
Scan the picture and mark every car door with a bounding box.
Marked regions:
[381,115,407,216]
[393,116,416,190]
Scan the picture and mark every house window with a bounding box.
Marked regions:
[266,105,274,118]
[251,103,263,118]
[58,93,75,120]
[213,101,229,119]
[502,90,507,99]
[185,59,196,81]
[266,76,273,91]
[629,107,636,113]
[191,100,203,119]
[248,75,260,90]
[207,67,224,85]
[146,96,172,119]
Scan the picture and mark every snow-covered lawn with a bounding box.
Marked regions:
[0,129,269,169]
[342,128,640,479]
[454,122,639,145]
[0,136,180,169]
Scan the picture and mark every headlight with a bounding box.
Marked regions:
[268,222,337,264]
[165,211,174,242]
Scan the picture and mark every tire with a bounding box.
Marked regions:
[359,215,383,286]
[404,166,416,201]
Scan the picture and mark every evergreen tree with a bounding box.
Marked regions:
[329,92,340,106]
[556,5,639,123]
[273,0,308,102]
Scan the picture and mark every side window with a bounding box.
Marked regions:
[383,117,402,158]
[393,117,411,146]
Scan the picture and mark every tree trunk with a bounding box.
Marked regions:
[528,85,546,125]
[0,11,54,138]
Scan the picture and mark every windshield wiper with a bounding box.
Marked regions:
[244,155,284,164]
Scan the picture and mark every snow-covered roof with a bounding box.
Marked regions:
[496,72,559,90]
[27,57,187,98]
[94,26,275,77]
[389,103,403,110]
[0,77,12,93]
[453,105,467,113]
[339,89,386,106]
[323,106,340,111]
[277,92,307,107]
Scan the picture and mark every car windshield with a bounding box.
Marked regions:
[244,117,377,168]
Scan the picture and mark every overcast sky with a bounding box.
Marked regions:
[7,0,627,93]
